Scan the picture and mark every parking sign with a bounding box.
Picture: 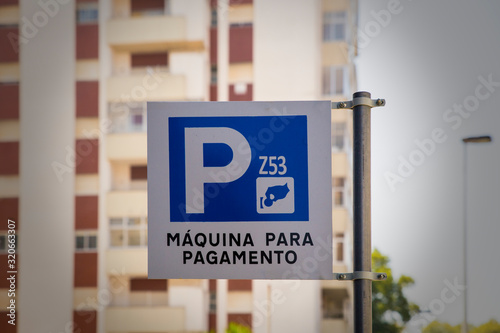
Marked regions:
[148,101,333,279]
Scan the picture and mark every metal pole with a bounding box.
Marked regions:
[460,135,491,333]
[462,144,468,333]
[353,91,372,333]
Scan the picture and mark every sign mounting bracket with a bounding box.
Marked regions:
[333,272,387,281]
[332,97,386,110]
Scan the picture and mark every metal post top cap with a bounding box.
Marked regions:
[353,91,371,98]
[462,136,492,143]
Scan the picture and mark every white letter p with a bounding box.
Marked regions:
[185,127,251,214]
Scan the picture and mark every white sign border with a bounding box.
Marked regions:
[147,101,333,280]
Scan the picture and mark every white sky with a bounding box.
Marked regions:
[357,0,500,328]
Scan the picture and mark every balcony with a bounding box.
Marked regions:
[321,277,352,290]
[107,15,203,53]
[320,286,350,333]
[105,306,185,332]
[106,72,186,102]
[106,132,147,162]
[106,247,147,276]
[321,319,348,333]
[106,190,147,217]
[333,263,348,273]
[0,5,19,27]
[107,15,183,49]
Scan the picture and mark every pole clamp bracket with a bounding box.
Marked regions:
[334,271,387,281]
[332,97,386,110]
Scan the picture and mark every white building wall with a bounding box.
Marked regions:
[169,286,207,331]
[253,280,321,333]
[170,0,209,41]
[170,52,207,100]
[18,1,76,332]
[217,279,228,333]
[272,280,321,333]
[252,280,269,333]
[168,0,210,102]
[254,0,322,101]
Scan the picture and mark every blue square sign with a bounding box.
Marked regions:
[169,116,309,222]
[148,101,333,280]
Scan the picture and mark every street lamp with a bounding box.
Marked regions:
[461,135,492,333]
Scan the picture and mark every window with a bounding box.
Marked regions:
[229,83,253,101]
[332,122,346,152]
[75,232,97,252]
[76,23,99,59]
[228,280,252,291]
[0,233,16,253]
[323,11,346,41]
[322,289,346,319]
[211,65,217,85]
[211,7,218,27]
[130,278,167,291]
[229,24,253,63]
[322,66,348,96]
[130,165,147,190]
[76,81,98,118]
[131,0,165,16]
[110,217,148,247]
[75,139,99,174]
[0,83,19,119]
[333,177,345,207]
[0,27,19,63]
[335,232,344,262]
[131,52,168,68]
[130,108,145,132]
[131,165,147,180]
[109,102,147,133]
[77,3,99,24]
[209,291,216,313]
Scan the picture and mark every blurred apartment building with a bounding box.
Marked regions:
[0,0,358,332]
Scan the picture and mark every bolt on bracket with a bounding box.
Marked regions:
[332,97,385,110]
[334,271,387,281]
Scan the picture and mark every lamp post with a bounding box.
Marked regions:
[461,135,492,333]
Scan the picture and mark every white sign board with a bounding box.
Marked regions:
[148,101,333,279]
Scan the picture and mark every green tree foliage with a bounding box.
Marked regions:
[226,322,252,333]
[472,319,500,333]
[206,322,252,333]
[423,319,500,333]
[372,248,420,333]
[422,321,461,333]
